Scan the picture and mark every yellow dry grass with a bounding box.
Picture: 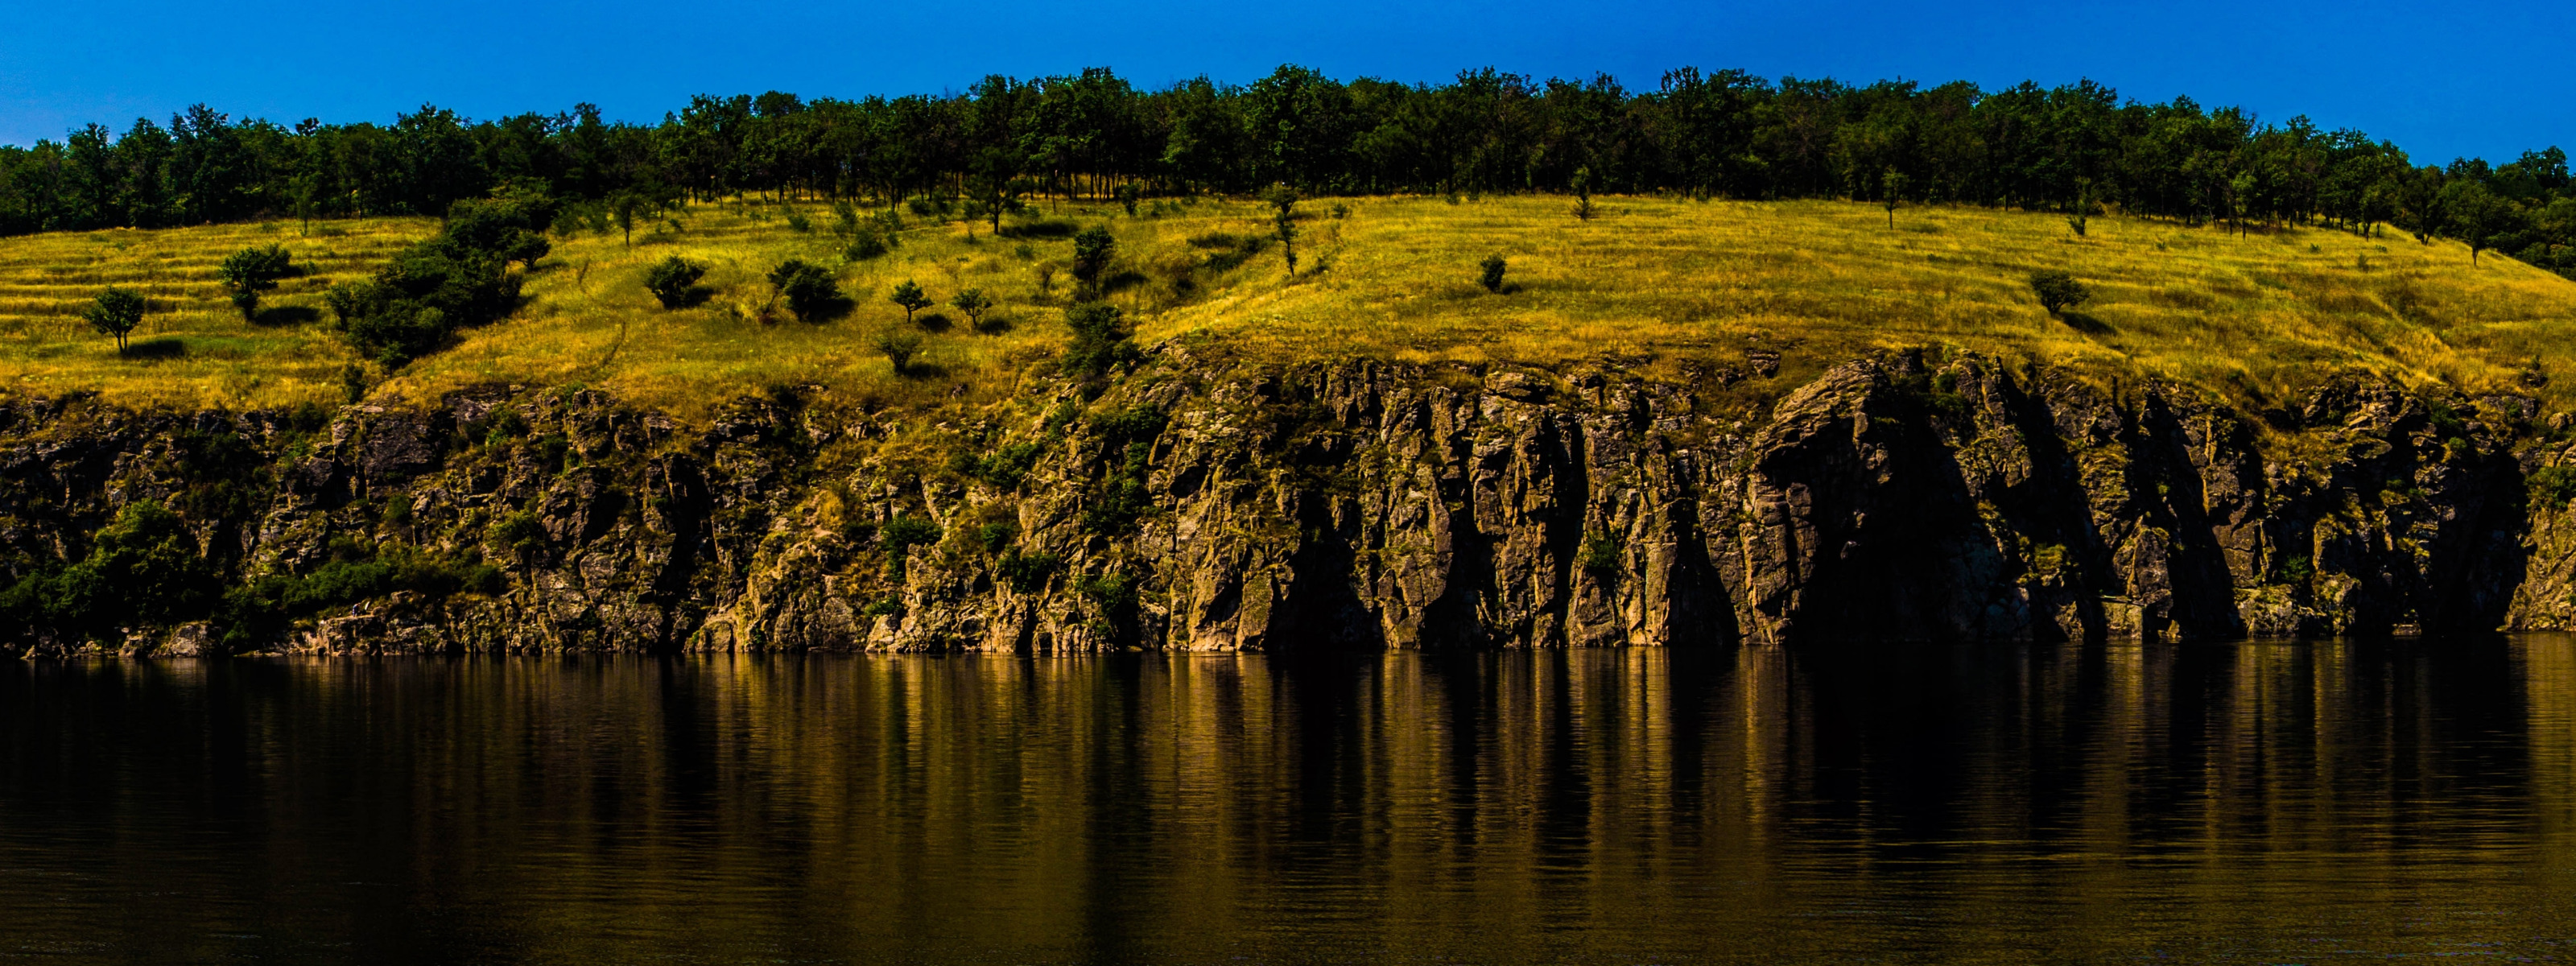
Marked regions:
[4,194,2574,419]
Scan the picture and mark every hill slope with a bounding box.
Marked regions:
[2,196,2573,419]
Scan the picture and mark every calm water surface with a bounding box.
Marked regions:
[6,641,2576,964]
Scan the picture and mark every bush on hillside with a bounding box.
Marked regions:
[644,257,708,308]
[1062,302,1137,378]
[1480,256,1507,292]
[2029,270,2091,316]
[766,259,844,321]
[216,244,295,318]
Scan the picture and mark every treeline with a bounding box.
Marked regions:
[4,66,2574,273]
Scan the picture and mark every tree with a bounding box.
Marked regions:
[2441,180,2510,265]
[766,259,841,321]
[1572,166,1597,221]
[1265,184,1300,274]
[1062,302,1136,378]
[1880,167,1907,229]
[1116,182,1141,217]
[890,279,931,324]
[1071,226,1115,297]
[2066,176,2094,237]
[216,245,293,318]
[643,257,707,308]
[83,287,146,351]
[1480,257,1507,292]
[2029,270,2091,316]
[875,330,923,374]
[951,287,994,331]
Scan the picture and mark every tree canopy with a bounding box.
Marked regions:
[2,68,2573,278]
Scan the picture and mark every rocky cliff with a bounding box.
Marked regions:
[5,345,2572,656]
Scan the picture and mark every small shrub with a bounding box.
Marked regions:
[2029,270,2091,316]
[1071,226,1116,297]
[1480,256,1508,293]
[881,514,941,576]
[217,244,294,317]
[951,287,994,332]
[890,279,932,324]
[767,259,842,321]
[1062,302,1137,378]
[643,257,708,308]
[846,233,890,261]
[2534,465,2576,506]
[783,209,812,233]
[876,330,923,374]
[997,551,1060,592]
[1575,532,1622,577]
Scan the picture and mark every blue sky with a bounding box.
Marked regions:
[2,0,2568,164]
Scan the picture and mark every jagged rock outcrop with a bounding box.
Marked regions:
[2,345,2568,656]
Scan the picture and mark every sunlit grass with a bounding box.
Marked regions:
[4,192,2574,419]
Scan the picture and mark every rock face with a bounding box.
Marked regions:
[1,347,2567,656]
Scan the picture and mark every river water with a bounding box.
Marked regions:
[6,641,2576,964]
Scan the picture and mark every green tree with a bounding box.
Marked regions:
[1881,166,1908,229]
[2441,180,2511,265]
[1572,166,1597,221]
[2066,176,2094,237]
[1116,182,1141,216]
[1265,184,1300,273]
[2029,270,2091,316]
[1071,225,1116,297]
[1480,256,1507,293]
[951,287,994,330]
[216,244,293,318]
[82,287,146,352]
[889,279,931,324]
[643,257,707,308]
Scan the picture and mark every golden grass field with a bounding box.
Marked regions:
[3,193,2574,419]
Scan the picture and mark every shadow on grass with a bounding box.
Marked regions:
[665,286,715,309]
[792,295,856,324]
[2058,311,2114,334]
[1104,270,1150,294]
[121,337,187,360]
[892,361,951,380]
[972,314,1013,335]
[998,219,1080,239]
[254,305,322,327]
[914,312,953,333]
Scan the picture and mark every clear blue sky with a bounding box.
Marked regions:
[2,0,2567,165]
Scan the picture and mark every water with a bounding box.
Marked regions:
[6,641,2576,964]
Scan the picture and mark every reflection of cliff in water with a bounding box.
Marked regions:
[4,640,2576,961]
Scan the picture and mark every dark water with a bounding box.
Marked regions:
[6,642,2576,964]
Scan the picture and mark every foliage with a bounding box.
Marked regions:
[1575,532,1623,577]
[216,244,293,317]
[1480,256,1507,292]
[0,501,218,644]
[1061,302,1136,378]
[2028,270,2090,316]
[1071,226,1116,297]
[875,330,923,374]
[881,514,941,576]
[950,287,994,330]
[642,257,708,308]
[766,259,842,321]
[995,550,1061,593]
[889,279,931,323]
[82,286,145,350]
[1265,184,1300,273]
[5,72,2576,284]
[217,547,502,650]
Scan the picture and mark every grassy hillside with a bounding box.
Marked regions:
[4,194,2574,419]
